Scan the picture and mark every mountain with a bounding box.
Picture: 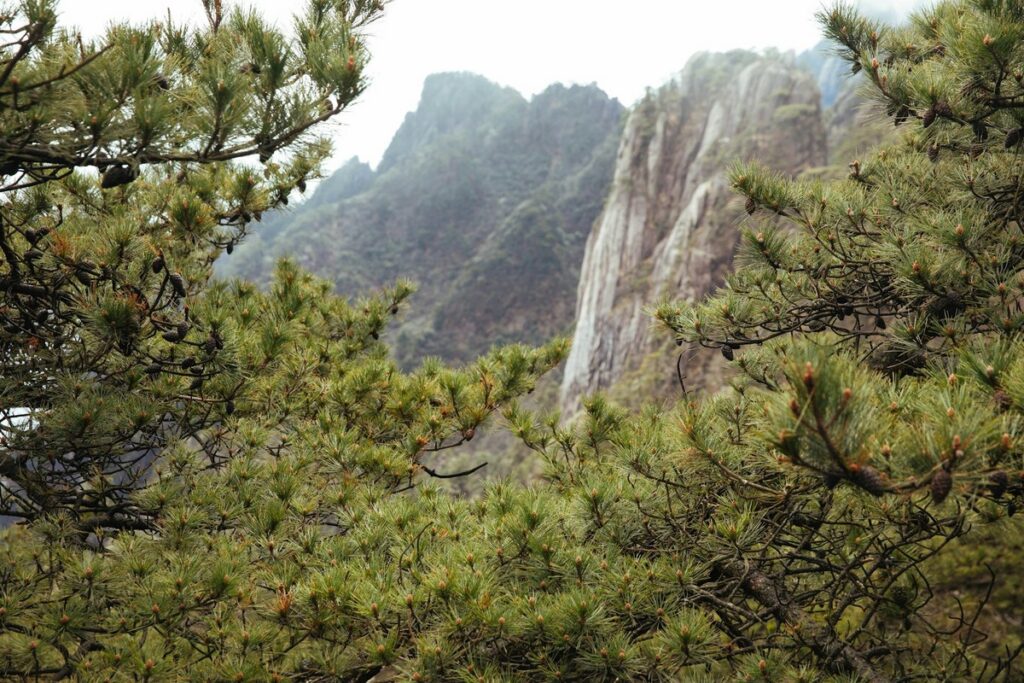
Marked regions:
[559,50,834,413]
[217,73,625,367]
[219,49,875,418]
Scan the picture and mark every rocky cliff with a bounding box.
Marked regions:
[217,73,624,367]
[560,51,832,413]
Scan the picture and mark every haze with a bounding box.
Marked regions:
[59,0,925,172]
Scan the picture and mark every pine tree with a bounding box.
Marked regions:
[0,1,564,677]
[3,0,1024,681]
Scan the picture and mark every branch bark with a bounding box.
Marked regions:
[725,561,891,683]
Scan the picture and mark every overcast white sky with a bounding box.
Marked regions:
[60,0,925,172]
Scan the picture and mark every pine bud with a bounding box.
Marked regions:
[931,468,952,503]
[802,362,815,389]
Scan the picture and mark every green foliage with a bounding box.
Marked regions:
[3,1,1024,681]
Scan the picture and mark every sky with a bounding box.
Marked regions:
[59,0,926,173]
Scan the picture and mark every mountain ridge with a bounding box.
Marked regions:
[217,72,626,367]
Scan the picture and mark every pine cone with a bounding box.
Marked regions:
[989,470,1009,498]
[162,321,190,343]
[993,389,1012,412]
[169,273,187,298]
[823,471,842,489]
[972,121,989,141]
[933,100,952,118]
[852,465,886,496]
[100,164,138,189]
[745,196,756,215]
[922,106,937,128]
[1005,127,1023,149]
[931,468,953,504]
[151,256,164,274]
[721,345,734,361]
[894,106,910,126]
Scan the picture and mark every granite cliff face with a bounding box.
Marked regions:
[560,51,831,412]
[220,54,864,413]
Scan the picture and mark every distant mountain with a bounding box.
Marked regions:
[219,48,883,417]
[217,73,625,367]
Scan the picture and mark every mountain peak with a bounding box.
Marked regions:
[378,72,525,173]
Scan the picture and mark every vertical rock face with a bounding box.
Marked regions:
[560,51,829,413]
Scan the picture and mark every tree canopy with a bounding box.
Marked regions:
[2,0,1024,681]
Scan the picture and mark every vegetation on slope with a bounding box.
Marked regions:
[1,1,1023,681]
